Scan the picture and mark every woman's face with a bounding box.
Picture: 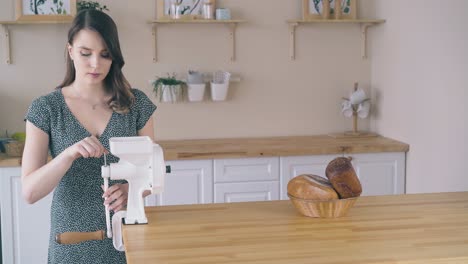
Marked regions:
[67,29,112,86]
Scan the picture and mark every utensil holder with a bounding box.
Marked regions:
[211,71,231,101]
[187,83,206,102]
[210,82,229,101]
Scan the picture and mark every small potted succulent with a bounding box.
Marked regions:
[152,73,186,103]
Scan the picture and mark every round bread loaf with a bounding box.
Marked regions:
[325,157,362,199]
[287,174,339,200]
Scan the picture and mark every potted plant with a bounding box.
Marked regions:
[152,73,186,103]
[4,132,26,157]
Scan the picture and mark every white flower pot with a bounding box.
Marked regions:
[187,83,206,102]
[210,82,229,101]
[161,84,182,103]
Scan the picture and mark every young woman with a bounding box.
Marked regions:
[21,10,156,263]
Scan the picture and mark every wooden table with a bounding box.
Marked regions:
[122,192,468,264]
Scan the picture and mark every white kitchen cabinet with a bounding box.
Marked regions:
[351,152,406,196]
[1,167,52,264]
[146,160,214,206]
[280,152,406,199]
[214,158,280,203]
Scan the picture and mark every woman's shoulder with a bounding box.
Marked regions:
[130,88,154,104]
[130,88,149,98]
[30,89,62,108]
[128,88,156,111]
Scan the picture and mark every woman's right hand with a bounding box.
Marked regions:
[65,136,109,160]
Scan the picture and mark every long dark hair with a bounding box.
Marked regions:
[58,9,134,114]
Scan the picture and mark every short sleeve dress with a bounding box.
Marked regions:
[24,88,157,264]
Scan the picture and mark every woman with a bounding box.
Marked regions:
[21,10,156,263]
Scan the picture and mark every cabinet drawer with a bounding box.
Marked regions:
[214,181,279,203]
[214,157,279,183]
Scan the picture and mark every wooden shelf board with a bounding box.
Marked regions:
[148,19,246,24]
[0,20,72,25]
[287,19,385,24]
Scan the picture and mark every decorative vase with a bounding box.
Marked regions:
[170,3,181,19]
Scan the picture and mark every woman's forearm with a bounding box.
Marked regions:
[22,151,75,204]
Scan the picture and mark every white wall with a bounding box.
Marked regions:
[370,0,468,193]
[0,0,372,139]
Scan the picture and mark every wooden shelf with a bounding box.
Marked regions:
[0,20,72,64]
[286,19,385,60]
[147,19,246,63]
[0,20,72,25]
[149,19,246,24]
[287,19,385,24]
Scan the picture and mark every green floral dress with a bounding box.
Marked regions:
[25,88,156,264]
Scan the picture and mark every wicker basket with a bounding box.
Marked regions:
[288,194,358,218]
[5,141,25,157]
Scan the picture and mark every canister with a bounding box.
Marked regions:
[215,8,231,20]
[202,2,214,19]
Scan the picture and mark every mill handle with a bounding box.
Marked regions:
[55,230,105,245]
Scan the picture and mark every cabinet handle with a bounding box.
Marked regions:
[55,230,105,245]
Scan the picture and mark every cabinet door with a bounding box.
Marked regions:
[280,153,406,199]
[351,152,406,196]
[280,155,337,200]
[214,157,280,203]
[1,167,53,264]
[145,160,213,206]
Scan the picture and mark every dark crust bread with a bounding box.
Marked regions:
[325,157,362,199]
[287,174,339,200]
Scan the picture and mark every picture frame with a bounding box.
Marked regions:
[302,0,357,20]
[16,0,77,22]
[157,0,216,20]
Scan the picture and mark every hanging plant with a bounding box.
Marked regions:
[152,73,186,103]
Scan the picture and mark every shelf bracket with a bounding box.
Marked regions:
[361,23,374,60]
[152,24,158,63]
[289,22,298,60]
[1,24,11,65]
[228,23,237,62]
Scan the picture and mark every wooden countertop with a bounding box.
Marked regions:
[159,135,409,160]
[0,153,22,167]
[122,192,468,264]
[0,135,409,167]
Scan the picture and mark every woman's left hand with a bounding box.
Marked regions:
[102,183,128,213]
